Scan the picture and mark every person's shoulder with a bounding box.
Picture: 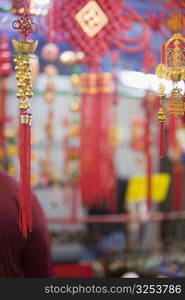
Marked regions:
[0,170,19,189]
[0,170,19,201]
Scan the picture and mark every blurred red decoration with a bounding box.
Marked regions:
[41,43,60,62]
[0,35,12,165]
[80,73,116,211]
[147,0,185,39]
[131,118,146,152]
[44,64,58,77]
[39,0,149,210]
[0,37,12,78]
[39,0,149,68]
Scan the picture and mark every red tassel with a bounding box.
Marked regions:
[19,112,32,238]
[171,164,182,212]
[161,43,165,64]
[159,122,165,158]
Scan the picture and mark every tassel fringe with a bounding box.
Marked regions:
[19,112,32,238]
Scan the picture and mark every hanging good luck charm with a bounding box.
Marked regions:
[12,1,38,238]
[155,33,185,158]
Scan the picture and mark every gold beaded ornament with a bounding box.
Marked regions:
[11,6,38,238]
[156,33,185,120]
[12,39,37,111]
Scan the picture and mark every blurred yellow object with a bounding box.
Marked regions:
[31,130,38,144]
[31,173,39,186]
[31,151,37,163]
[109,127,123,147]
[70,98,80,112]
[7,145,17,156]
[4,128,17,139]
[126,173,171,203]
[0,147,5,160]
[69,125,80,137]
[70,74,81,87]
[8,164,16,177]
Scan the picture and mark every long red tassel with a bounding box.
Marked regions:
[19,112,32,238]
[171,164,182,212]
[159,122,165,158]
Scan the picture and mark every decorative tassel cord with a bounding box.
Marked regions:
[19,112,32,238]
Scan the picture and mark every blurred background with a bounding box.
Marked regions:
[1,0,185,278]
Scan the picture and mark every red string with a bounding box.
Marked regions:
[24,0,29,16]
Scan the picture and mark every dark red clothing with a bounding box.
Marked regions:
[0,170,52,277]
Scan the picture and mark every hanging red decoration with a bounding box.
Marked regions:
[147,0,185,40]
[80,73,116,211]
[0,36,12,167]
[41,43,60,62]
[12,0,38,238]
[39,0,149,210]
[39,0,149,65]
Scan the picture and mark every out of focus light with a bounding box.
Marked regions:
[34,0,50,6]
[120,71,185,95]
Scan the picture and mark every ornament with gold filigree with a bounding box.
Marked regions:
[155,32,185,158]
[168,87,185,117]
[156,33,185,82]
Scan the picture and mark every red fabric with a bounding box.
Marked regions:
[0,170,52,277]
[53,263,94,278]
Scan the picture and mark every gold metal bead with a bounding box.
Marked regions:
[157,108,166,122]
[15,65,19,71]
[23,75,30,81]
[25,91,33,98]
[70,101,80,112]
[16,93,23,99]
[17,82,23,88]
[20,100,30,110]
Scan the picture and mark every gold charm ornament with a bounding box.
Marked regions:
[156,33,185,81]
[168,87,185,117]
